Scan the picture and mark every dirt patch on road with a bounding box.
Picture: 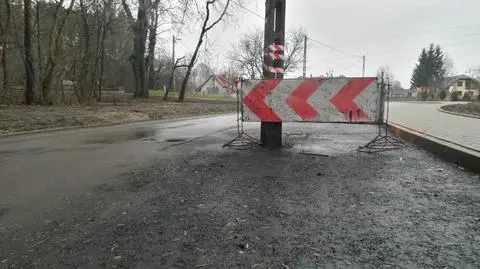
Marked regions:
[0,102,235,134]
[0,128,478,268]
[441,102,480,117]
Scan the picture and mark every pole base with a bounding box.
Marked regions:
[260,122,282,149]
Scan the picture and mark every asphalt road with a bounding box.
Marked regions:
[389,102,480,153]
[0,115,237,226]
[1,114,479,268]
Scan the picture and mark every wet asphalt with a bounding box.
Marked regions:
[0,115,237,226]
[0,114,479,268]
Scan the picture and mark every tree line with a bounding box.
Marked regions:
[0,0,256,104]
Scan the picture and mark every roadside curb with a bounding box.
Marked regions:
[438,106,480,119]
[389,122,480,174]
[0,113,233,138]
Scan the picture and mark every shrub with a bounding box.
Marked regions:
[418,91,428,101]
[439,90,447,101]
[462,92,471,101]
[427,91,435,101]
[450,91,460,101]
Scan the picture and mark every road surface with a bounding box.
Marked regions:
[389,102,480,153]
[1,114,479,268]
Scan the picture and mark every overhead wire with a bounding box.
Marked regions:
[337,58,364,74]
[228,2,479,78]
[231,0,264,19]
[307,37,362,58]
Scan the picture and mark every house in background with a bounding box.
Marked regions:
[444,75,480,99]
[389,89,409,99]
[195,75,230,96]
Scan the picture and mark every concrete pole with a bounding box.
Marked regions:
[261,0,286,149]
[362,55,366,77]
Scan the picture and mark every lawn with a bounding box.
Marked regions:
[0,102,236,134]
[149,90,236,102]
[441,102,480,117]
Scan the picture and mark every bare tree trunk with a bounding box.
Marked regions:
[40,0,75,103]
[164,70,173,101]
[1,36,7,92]
[91,11,102,100]
[35,0,42,81]
[122,0,162,98]
[164,57,185,101]
[97,0,113,102]
[24,0,35,104]
[98,22,107,102]
[132,20,147,98]
[122,0,148,98]
[146,6,159,90]
[1,0,12,92]
[77,0,90,104]
[178,0,230,102]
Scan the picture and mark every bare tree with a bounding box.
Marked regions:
[122,0,161,98]
[164,56,187,100]
[95,0,116,101]
[24,0,35,104]
[178,0,230,102]
[229,29,263,79]
[76,0,92,103]
[145,2,163,91]
[0,0,11,92]
[40,0,75,103]
[444,54,455,77]
[283,27,305,73]
[229,27,306,79]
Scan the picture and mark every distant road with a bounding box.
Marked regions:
[389,102,480,153]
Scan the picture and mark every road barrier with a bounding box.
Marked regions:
[241,77,380,123]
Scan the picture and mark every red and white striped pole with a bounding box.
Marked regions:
[265,44,285,74]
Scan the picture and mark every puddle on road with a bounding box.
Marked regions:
[165,138,187,143]
[83,129,192,144]
[84,129,157,144]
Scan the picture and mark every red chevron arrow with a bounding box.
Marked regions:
[287,79,326,121]
[243,80,282,122]
[330,78,376,121]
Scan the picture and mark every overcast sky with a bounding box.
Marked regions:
[175,0,480,88]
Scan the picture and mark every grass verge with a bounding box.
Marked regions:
[0,102,236,135]
[441,102,480,117]
[149,90,236,102]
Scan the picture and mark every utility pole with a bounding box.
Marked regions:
[303,35,307,78]
[362,55,366,77]
[262,0,286,149]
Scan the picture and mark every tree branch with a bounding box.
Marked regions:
[121,0,135,24]
[205,0,230,32]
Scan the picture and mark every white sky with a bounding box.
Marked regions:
[174,0,480,88]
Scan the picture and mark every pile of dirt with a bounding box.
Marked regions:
[441,102,480,117]
[0,102,235,134]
